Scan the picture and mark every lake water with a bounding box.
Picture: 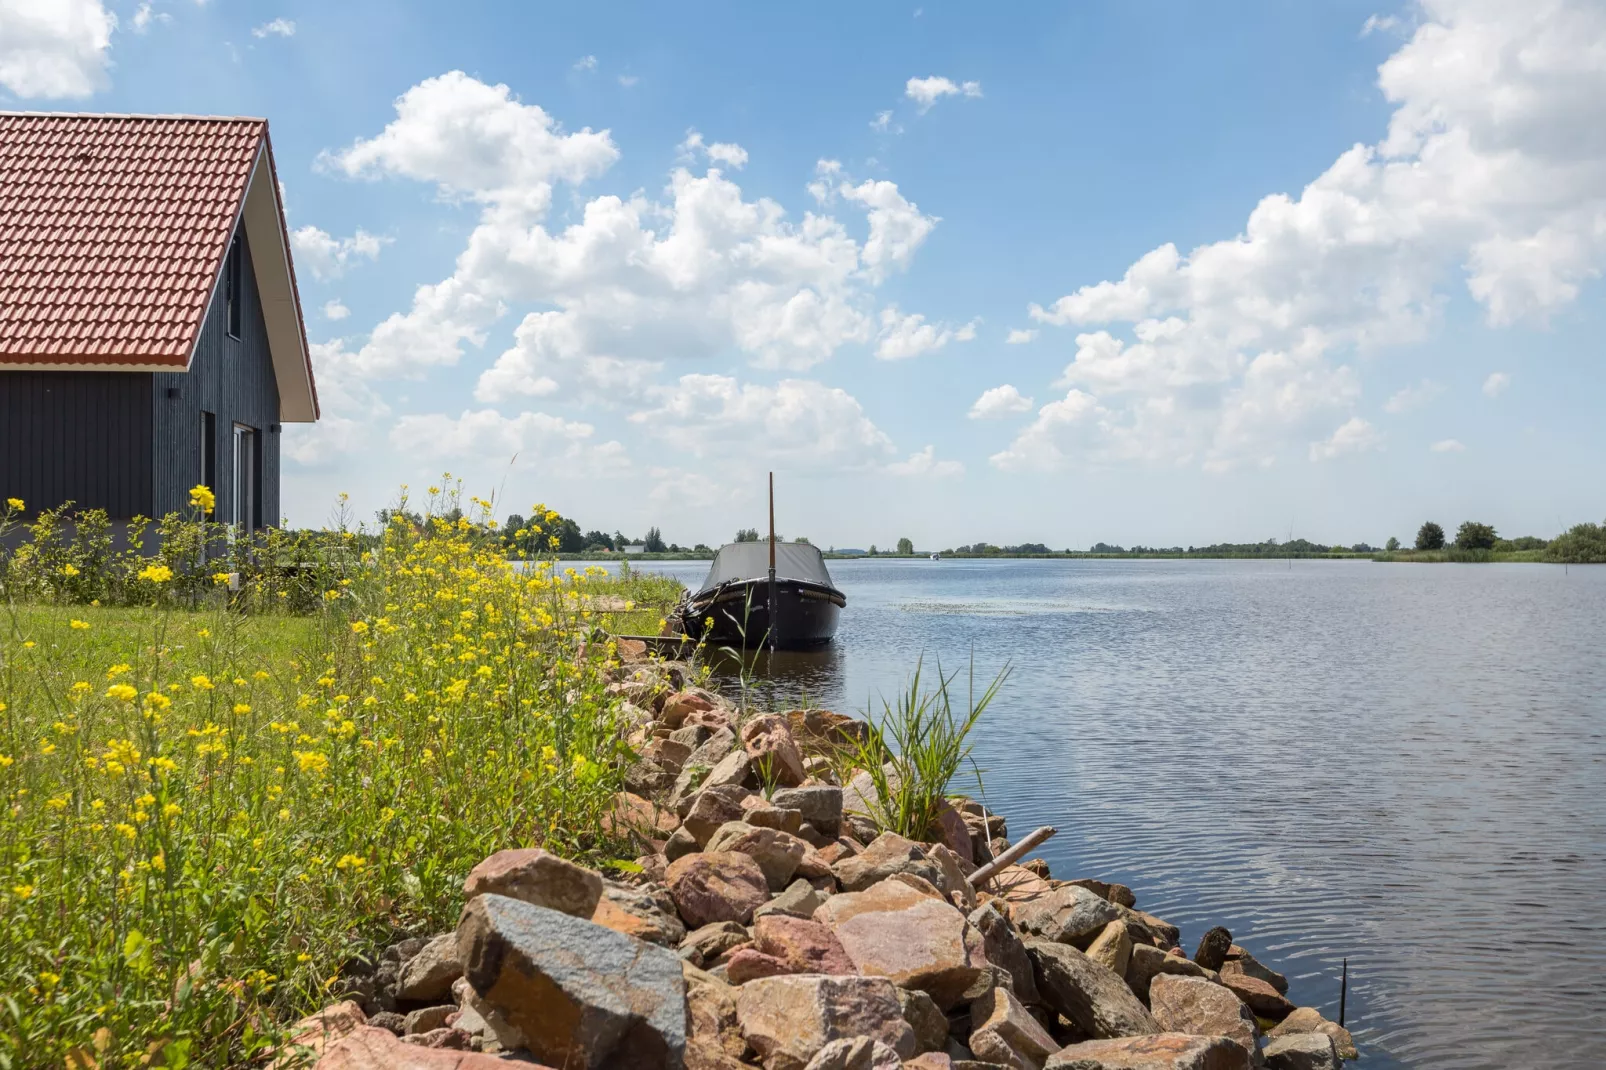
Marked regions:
[599,557,1606,1069]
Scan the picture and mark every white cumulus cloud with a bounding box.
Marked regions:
[904,75,982,112]
[677,129,749,170]
[1016,1,1606,472]
[1310,417,1385,461]
[1005,328,1038,344]
[323,299,350,321]
[887,445,964,478]
[1430,438,1466,452]
[290,226,388,281]
[1482,371,1511,397]
[874,307,977,361]
[251,17,294,38]
[969,385,1034,419]
[1383,378,1444,413]
[388,408,626,472]
[0,0,116,98]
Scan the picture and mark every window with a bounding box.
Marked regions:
[232,425,256,530]
[224,235,242,339]
[200,411,216,494]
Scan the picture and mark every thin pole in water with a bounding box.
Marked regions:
[767,472,778,651]
[1339,957,1348,1026]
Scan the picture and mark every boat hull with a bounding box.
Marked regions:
[681,578,842,650]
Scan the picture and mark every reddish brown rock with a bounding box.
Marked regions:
[742,797,805,834]
[724,948,799,984]
[988,865,1054,905]
[606,792,680,840]
[1044,1033,1251,1069]
[313,1025,544,1068]
[831,831,945,892]
[1148,975,1260,1064]
[683,784,756,846]
[461,847,603,919]
[734,974,916,1070]
[934,801,974,864]
[815,878,984,1009]
[667,851,771,927]
[968,986,1059,1069]
[1014,885,1123,949]
[969,901,1041,1006]
[685,965,747,1064]
[1221,947,1289,996]
[1218,971,1295,1020]
[740,713,807,787]
[662,691,716,728]
[1125,944,1216,1003]
[753,913,856,975]
[287,1000,368,1062]
[705,821,809,890]
[800,1036,905,1070]
[644,738,694,774]
[784,708,871,748]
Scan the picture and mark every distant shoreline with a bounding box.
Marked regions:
[545,549,1582,564]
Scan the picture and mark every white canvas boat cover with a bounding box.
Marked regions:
[695,542,836,596]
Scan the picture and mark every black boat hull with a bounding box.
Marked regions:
[681,579,843,650]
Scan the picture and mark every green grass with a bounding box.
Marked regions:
[586,567,687,637]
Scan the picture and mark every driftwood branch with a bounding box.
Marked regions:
[969,825,1057,888]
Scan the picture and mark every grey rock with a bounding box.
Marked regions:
[403,1004,456,1035]
[628,756,676,795]
[1263,1033,1340,1070]
[1015,886,1123,949]
[462,847,604,919]
[1222,947,1289,996]
[394,933,461,1002]
[679,921,751,968]
[457,893,687,1069]
[703,748,754,792]
[705,821,809,890]
[1028,940,1161,1040]
[665,826,700,862]
[831,831,946,892]
[367,1010,406,1035]
[670,724,714,750]
[735,974,916,1070]
[1266,1008,1357,1061]
[1045,1034,1252,1069]
[969,902,1040,1006]
[755,878,826,920]
[771,786,845,836]
[683,784,755,846]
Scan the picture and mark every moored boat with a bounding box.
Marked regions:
[678,541,844,649]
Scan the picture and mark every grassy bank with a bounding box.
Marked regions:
[0,494,657,1068]
[1369,548,1552,563]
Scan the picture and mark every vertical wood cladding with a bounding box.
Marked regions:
[0,371,153,517]
[152,225,282,527]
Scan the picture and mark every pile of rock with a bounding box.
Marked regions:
[289,664,1358,1070]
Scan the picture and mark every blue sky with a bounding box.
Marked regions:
[6,0,1604,548]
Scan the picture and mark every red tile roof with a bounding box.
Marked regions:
[0,113,272,368]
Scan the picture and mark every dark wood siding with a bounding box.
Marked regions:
[152,225,282,527]
[0,371,153,518]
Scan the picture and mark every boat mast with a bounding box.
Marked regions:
[767,472,779,650]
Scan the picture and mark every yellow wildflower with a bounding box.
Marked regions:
[191,674,214,690]
[114,823,136,840]
[69,619,90,630]
[106,683,137,702]
[233,703,252,715]
[107,663,131,678]
[4,497,22,511]
[137,563,173,584]
[62,563,80,577]
[11,884,34,899]
[294,751,329,774]
[350,620,369,634]
[189,484,216,514]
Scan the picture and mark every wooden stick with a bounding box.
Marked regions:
[969,825,1057,887]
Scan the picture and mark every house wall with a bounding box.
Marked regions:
[153,225,282,527]
[0,370,154,519]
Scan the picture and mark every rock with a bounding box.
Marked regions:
[968,986,1059,1069]
[935,802,975,864]
[450,983,527,1053]
[770,786,844,837]
[899,987,951,1054]
[704,748,755,792]
[462,848,604,919]
[741,714,807,787]
[1085,920,1133,978]
[841,767,896,826]
[628,756,677,795]
[905,1055,956,1070]
[705,821,809,890]
[814,878,984,1009]
[665,827,700,862]
[398,1026,470,1049]
[607,792,682,841]
[645,738,695,773]
[743,799,805,834]
[1015,886,1124,949]
[1123,910,1180,951]
[1192,928,1233,972]
[735,974,916,1070]
[402,1005,455,1035]
[969,902,1041,1006]
[1221,948,1288,996]
[662,691,716,728]
[1262,1034,1339,1070]
[1147,975,1259,1065]
[832,831,945,892]
[680,921,752,968]
[285,999,367,1061]
[1217,972,1294,1020]
[457,893,686,1069]
[785,709,871,748]
[1125,944,1215,1002]
[685,966,748,1065]
[592,883,688,946]
[667,851,771,927]
[671,724,715,750]
[312,1025,520,1069]
[366,1011,405,1036]
[1027,940,1161,1040]
[753,913,856,975]
[395,934,462,1003]
[927,843,978,910]
[683,784,755,845]
[801,1036,905,1070]
[674,730,739,803]
[1266,1008,1357,1061]
[1044,1033,1252,1070]
[754,878,826,920]
[725,948,799,985]
[988,865,1053,906]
